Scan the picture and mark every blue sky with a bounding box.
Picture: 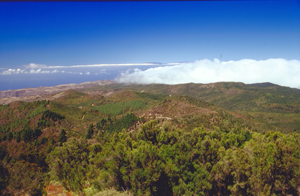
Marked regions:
[0,1,300,90]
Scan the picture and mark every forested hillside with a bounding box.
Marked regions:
[0,83,300,195]
[91,82,300,133]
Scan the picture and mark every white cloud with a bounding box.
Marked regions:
[1,68,25,75]
[47,63,175,69]
[0,68,60,75]
[116,58,300,89]
[23,63,47,69]
[1,62,167,76]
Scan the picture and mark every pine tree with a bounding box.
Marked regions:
[58,129,67,143]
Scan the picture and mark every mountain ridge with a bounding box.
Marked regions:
[2,80,300,132]
[1,80,300,195]
[2,80,300,105]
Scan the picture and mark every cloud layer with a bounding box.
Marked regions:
[0,63,171,76]
[116,58,300,89]
[2,59,300,89]
[1,68,59,75]
[0,63,108,76]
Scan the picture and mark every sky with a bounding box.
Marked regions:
[0,1,300,90]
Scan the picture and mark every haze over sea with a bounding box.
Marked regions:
[0,64,166,91]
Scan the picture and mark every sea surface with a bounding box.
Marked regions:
[0,65,164,91]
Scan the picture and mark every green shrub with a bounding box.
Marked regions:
[94,100,146,116]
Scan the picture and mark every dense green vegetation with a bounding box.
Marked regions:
[96,113,140,134]
[94,100,146,116]
[0,84,300,195]
[46,120,300,195]
[102,82,300,132]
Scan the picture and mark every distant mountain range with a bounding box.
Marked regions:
[1,80,300,132]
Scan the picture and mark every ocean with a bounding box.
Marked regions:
[0,65,165,91]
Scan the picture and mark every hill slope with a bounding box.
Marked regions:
[0,82,300,195]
